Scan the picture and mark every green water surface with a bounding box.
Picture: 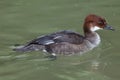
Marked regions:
[0,0,120,80]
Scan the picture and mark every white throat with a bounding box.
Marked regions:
[90,26,102,31]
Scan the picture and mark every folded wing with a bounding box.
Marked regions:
[27,30,85,46]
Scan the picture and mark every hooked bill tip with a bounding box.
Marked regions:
[111,28,115,31]
[104,25,115,31]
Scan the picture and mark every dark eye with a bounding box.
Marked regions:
[98,21,104,25]
[98,21,103,24]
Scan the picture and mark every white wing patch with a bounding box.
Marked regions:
[44,40,54,45]
[53,36,62,39]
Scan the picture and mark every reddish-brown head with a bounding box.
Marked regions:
[83,14,114,33]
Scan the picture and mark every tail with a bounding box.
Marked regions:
[12,44,45,52]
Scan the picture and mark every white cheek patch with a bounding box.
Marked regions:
[90,26,102,31]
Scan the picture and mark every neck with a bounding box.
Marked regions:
[84,31,101,47]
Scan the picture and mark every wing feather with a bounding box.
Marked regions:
[27,30,84,45]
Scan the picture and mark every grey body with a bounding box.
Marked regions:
[13,30,100,55]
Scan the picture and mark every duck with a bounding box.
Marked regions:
[13,14,114,59]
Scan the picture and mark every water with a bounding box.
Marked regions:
[0,0,120,80]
